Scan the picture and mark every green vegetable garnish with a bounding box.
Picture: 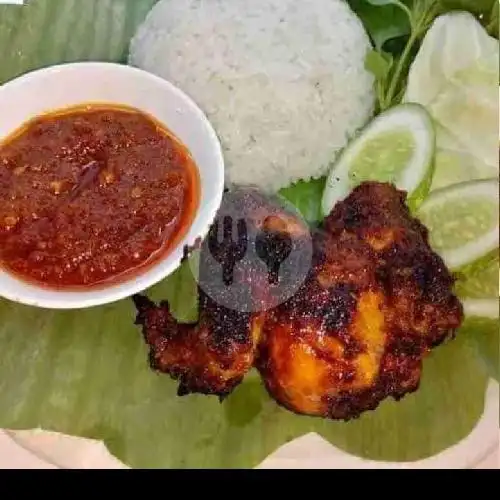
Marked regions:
[321,103,435,216]
[349,0,499,111]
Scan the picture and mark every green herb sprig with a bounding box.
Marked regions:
[350,0,499,112]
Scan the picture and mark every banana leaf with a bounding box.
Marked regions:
[0,0,497,469]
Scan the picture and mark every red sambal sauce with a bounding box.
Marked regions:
[0,104,200,289]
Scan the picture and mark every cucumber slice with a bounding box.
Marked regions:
[454,252,499,300]
[415,179,499,271]
[321,103,436,217]
[463,299,499,320]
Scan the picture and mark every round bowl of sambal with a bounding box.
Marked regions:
[0,62,224,309]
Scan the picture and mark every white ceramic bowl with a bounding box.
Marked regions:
[0,62,224,309]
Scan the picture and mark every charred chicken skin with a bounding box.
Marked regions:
[133,182,463,420]
[133,188,309,398]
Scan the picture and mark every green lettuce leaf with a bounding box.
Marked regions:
[279,178,326,225]
[351,0,499,113]
[403,11,499,190]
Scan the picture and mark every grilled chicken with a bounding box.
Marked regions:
[133,188,309,398]
[133,182,463,420]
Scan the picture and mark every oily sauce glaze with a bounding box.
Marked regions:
[0,104,199,289]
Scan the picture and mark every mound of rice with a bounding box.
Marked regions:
[129,0,375,192]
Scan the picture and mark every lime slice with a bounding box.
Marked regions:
[455,252,498,321]
[462,299,499,320]
[321,103,435,216]
[415,179,499,271]
[455,253,499,300]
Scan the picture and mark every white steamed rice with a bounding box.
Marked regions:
[129,0,375,192]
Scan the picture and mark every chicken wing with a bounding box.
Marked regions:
[133,187,310,399]
[132,182,464,420]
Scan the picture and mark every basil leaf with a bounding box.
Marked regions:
[347,0,412,50]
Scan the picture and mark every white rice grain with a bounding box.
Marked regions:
[129,0,375,192]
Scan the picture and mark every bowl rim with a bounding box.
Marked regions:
[0,61,225,310]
